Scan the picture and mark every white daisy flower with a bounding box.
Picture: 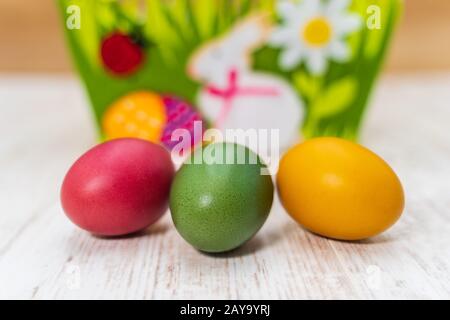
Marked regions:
[269,0,362,75]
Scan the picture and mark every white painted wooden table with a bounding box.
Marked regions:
[0,74,449,300]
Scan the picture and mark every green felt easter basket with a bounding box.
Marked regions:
[58,0,402,149]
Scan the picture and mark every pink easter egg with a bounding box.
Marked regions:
[61,138,175,236]
[161,95,205,150]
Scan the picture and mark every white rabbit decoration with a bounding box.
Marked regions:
[187,14,303,150]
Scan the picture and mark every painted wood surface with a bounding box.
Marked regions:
[0,74,449,299]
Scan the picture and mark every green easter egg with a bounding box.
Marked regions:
[170,143,274,253]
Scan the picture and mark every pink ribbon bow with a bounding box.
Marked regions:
[206,69,280,129]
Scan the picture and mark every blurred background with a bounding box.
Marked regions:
[1,0,449,73]
[1,1,450,300]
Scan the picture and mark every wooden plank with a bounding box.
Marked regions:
[0,74,449,299]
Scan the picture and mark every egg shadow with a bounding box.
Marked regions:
[347,234,395,245]
[303,227,397,245]
[91,221,170,240]
[199,222,294,258]
[199,236,265,258]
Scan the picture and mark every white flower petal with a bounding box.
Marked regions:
[306,50,328,75]
[333,14,362,37]
[303,0,323,16]
[273,0,359,73]
[269,27,297,47]
[276,0,300,22]
[326,0,351,14]
[280,45,304,71]
[328,40,350,62]
[309,0,323,13]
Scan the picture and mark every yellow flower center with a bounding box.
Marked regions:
[303,17,332,47]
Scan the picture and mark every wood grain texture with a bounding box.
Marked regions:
[0,74,449,299]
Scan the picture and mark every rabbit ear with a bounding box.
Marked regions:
[224,13,272,52]
[187,13,271,81]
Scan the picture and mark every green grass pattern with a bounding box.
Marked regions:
[57,0,401,140]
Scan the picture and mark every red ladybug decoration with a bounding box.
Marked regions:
[101,32,144,76]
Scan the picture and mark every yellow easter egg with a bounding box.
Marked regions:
[102,92,167,142]
[277,137,405,241]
